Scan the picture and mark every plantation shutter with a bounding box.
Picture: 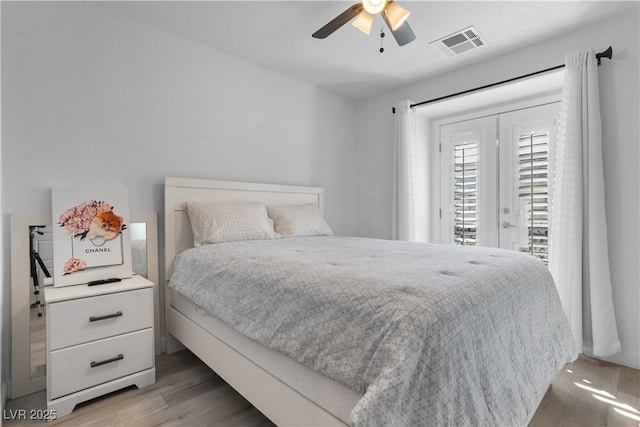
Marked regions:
[518,132,550,264]
[454,142,478,246]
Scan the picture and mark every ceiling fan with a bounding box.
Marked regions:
[312,0,416,47]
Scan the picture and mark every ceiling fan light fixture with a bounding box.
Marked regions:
[362,0,387,15]
[384,2,410,31]
[352,11,375,35]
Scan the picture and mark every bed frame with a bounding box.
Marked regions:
[164,176,349,426]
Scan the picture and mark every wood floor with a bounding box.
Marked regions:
[530,354,640,427]
[5,350,639,426]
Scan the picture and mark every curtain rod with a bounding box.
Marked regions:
[392,46,613,114]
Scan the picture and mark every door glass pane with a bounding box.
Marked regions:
[454,142,478,246]
[518,132,549,264]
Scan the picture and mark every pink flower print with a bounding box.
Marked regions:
[63,257,87,274]
[95,201,111,213]
[58,201,113,236]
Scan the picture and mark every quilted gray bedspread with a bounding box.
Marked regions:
[169,236,577,427]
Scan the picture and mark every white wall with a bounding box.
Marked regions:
[0,0,4,414]
[1,1,358,386]
[355,5,639,369]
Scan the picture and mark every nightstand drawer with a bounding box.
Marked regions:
[48,328,153,400]
[48,288,152,350]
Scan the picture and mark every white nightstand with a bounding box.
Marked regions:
[45,275,156,419]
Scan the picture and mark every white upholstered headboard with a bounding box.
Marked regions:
[164,176,325,281]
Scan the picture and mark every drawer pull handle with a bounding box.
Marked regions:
[90,354,124,368]
[89,311,123,322]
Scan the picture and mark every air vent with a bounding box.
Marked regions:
[430,26,487,56]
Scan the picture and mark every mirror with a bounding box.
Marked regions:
[10,212,159,399]
[129,212,161,356]
[11,213,49,398]
[29,224,51,381]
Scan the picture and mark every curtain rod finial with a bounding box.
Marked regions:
[596,46,613,66]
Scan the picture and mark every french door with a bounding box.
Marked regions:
[439,103,560,263]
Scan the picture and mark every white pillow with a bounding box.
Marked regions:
[267,203,333,238]
[185,202,276,246]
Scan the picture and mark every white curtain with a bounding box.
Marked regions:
[392,100,427,241]
[549,50,621,357]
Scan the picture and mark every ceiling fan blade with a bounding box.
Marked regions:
[381,12,416,46]
[312,3,364,39]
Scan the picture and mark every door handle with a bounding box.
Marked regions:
[502,221,517,229]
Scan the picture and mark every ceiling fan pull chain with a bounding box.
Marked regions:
[380,26,385,53]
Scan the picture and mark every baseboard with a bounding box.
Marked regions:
[582,342,640,370]
[165,331,185,354]
[155,334,166,356]
[159,335,167,355]
[2,380,8,409]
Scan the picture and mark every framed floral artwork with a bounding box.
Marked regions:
[51,187,133,287]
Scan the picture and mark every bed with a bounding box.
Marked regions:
[164,176,577,427]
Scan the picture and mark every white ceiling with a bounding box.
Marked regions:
[101,1,634,99]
